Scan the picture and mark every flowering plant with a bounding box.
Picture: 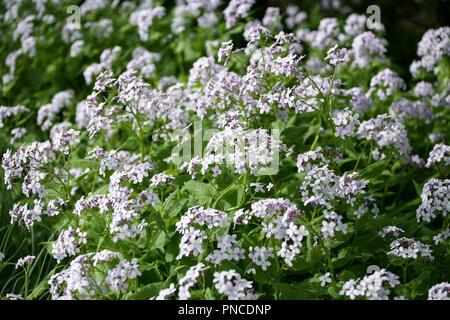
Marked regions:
[0,0,448,301]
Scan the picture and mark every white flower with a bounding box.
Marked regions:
[319,272,332,287]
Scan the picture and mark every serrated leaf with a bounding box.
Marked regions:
[162,191,184,219]
[183,180,218,206]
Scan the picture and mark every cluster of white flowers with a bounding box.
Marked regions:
[389,98,434,124]
[284,5,307,29]
[130,3,165,41]
[410,27,450,77]
[248,246,274,271]
[433,228,449,245]
[10,127,27,144]
[127,47,160,78]
[357,114,412,159]
[49,250,140,299]
[425,143,450,168]
[325,45,348,67]
[213,269,258,300]
[87,147,133,176]
[178,263,209,300]
[331,108,360,139]
[413,81,435,98]
[218,40,234,65]
[187,125,287,177]
[232,198,309,266]
[52,226,87,263]
[52,129,80,155]
[388,237,434,261]
[0,105,28,128]
[37,90,75,130]
[299,165,372,215]
[378,226,405,239]
[302,18,340,51]
[343,87,373,115]
[321,211,348,238]
[206,234,245,265]
[223,0,255,29]
[2,141,55,197]
[427,282,449,300]
[368,68,406,101]
[72,163,154,243]
[416,178,449,223]
[339,270,400,300]
[351,31,387,68]
[176,206,230,259]
[150,173,175,187]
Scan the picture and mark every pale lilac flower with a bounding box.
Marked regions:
[15,255,35,269]
[213,270,258,300]
[331,108,360,139]
[52,129,80,155]
[378,226,404,239]
[10,127,27,144]
[320,272,332,287]
[351,32,387,68]
[152,283,176,300]
[150,173,175,187]
[433,228,450,245]
[388,237,434,261]
[416,178,449,223]
[369,69,406,101]
[339,270,400,300]
[223,0,255,29]
[428,282,449,300]
[248,246,274,271]
[178,263,209,300]
[425,143,450,168]
[70,40,84,57]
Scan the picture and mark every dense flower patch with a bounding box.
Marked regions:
[0,0,449,300]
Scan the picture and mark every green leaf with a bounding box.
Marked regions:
[70,159,93,170]
[405,270,432,299]
[276,280,320,299]
[290,256,312,272]
[150,211,168,234]
[412,179,423,197]
[358,156,391,179]
[29,270,56,299]
[149,230,168,251]
[342,138,359,159]
[92,184,109,195]
[127,282,166,300]
[331,248,355,268]
[162,191,185,218]
[282,125,309,143]
[221,185,244,210]
[183,180,218,206]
